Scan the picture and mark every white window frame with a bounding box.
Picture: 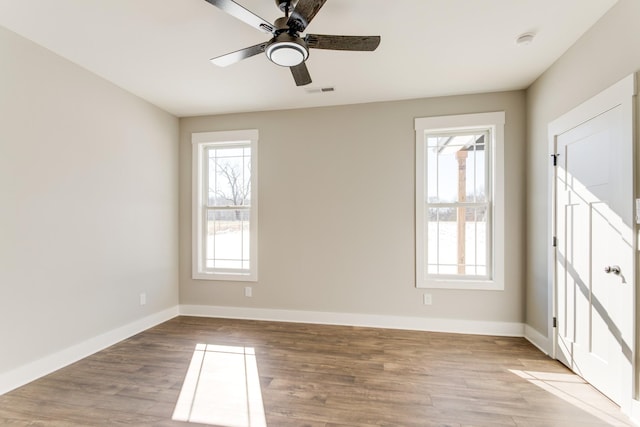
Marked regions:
[192,129,258,281]
[415,112,505,290]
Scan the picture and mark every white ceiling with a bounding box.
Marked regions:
[0,0,617,117]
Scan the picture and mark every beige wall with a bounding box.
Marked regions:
[0,27,179,374]
[526,0,640,337]
[180,91,526,323]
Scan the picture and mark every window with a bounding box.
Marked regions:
[192,130,258,281]
[415,112,504,290]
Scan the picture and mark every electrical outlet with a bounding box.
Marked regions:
[140,292,147,306]
[244,287,252,297]
[423,294,432,305]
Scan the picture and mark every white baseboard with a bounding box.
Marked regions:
[0,306,179,396]
[179,304,525,337]
[523,324,551,355]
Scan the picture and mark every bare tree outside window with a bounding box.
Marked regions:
[208,146,251,222]
[211,159,251,207]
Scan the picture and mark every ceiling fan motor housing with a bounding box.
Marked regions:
[265,33,309,67]
[275,0,299,13]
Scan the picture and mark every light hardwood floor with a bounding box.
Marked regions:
[0,316,633,426]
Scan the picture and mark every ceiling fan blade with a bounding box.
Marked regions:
[210,42,269,67]
[287,0,327,32]
[305,34,381,51]
[203,0,275,34]
[290,62,312,86]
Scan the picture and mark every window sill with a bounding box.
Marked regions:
[193,272,257,282]
[418,279,503,291]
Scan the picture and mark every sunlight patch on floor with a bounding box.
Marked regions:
[510,369,629,426]
[173,344,267,427]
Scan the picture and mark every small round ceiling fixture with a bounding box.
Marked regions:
[516,33,535,46]
[265,34,309,67]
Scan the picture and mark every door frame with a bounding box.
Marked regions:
[548,73,637,414]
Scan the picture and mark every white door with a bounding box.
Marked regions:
[551,75,635,409]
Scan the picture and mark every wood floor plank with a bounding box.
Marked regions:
[0,316,633,426]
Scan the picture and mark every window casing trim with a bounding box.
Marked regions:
[192,130,258,281]
[415,112,505,291]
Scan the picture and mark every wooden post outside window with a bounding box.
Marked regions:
[456,149,468,274]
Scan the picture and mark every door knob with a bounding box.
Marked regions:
[604,265,621,275]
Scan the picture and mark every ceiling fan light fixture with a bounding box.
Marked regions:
[266,38,308,67]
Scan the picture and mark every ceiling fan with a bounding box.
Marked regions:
[204,0,381,86]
